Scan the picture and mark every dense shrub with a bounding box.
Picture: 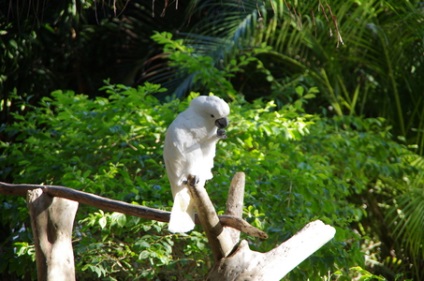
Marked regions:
[1,80,419,280]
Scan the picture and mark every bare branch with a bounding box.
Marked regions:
[261,220,336,279]
[224,172,245,244]
[0,182,170,222]
[3,175,333,280]
[208,220,336,281]
[225,172,245,217]
[219,215,267,240]
[0,181,265,238]
[186,175,234,260]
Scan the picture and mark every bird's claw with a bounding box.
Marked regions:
[217,128,227,139]
[185,175,199,187]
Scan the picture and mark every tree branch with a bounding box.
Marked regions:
[186,175,234,260]
[261,220,336,279]
[0,181,266,238]
[208,220,336,281]
[224,172,246,244]
[219,215,267,240]
[0,182,170,222]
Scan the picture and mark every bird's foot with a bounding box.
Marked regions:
[185,175,199,187]
[217,128,227,139]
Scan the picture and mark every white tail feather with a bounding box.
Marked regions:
[168,189,195,233]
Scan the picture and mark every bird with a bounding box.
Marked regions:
[163,95,230,233]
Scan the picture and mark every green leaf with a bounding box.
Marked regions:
[98,216,107,229]
[111,212,127,227]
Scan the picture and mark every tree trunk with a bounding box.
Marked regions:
[27,189,78,281]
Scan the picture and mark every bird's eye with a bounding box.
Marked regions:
[210,114,215,118]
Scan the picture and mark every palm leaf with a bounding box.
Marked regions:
[141,0,268,97]
[143,0,424,149]
[388,175,424,279]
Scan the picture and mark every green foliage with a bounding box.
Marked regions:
[151,31,260,99]
[2,1,423,279]
[1,79,421,280]
[75,210,208,280]
[217,102,420,280]
[0,0,172,124]
[387,177,424,280]
[4,82,164,195]
[0,82,210,280]
[152,0,424,153]
[334,266,386,281]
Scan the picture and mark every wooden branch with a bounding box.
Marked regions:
[4,174,334,280]
[218,215,267,240]
[0,181,266,238]
[261,220,336,278]
[224,172,246,244]
[28,189,78,281]
[0,182,170,222]
[186,175,234,260]
[208,220,336,281]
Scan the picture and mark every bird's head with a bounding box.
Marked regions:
[190,96,230,136]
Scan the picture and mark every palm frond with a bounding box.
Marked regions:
[142,0,424,151]
[388,185,424,279]
[141,0,265,97]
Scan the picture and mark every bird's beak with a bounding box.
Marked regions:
[215,117,228,129]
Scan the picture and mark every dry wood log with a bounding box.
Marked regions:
[27,189,78,281]
[184,172,335,280]
[207,220,336,281]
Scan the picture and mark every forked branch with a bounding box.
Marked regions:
[183,172,336,280]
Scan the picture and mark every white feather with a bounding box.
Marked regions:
[164,96,230,233]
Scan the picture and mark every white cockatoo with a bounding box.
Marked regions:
[163,95,230,233]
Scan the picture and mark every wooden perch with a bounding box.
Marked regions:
[186,175,234,260]
[207,220,336,280]
[28,189,78,281]
[0,181,265,238]
[184,172,336,280]
[224,172,245,244]
[2,172,335,280]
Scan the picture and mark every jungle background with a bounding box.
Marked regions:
[1,0,424,280]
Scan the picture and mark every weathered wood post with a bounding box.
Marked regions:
[187,172,336,281]
[224,172,245,245]
[27,188,78,281]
